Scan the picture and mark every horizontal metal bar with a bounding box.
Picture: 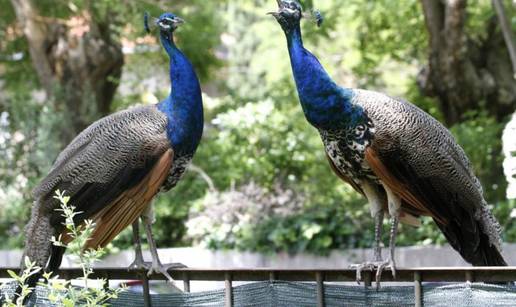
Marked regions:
[1,267,515,283]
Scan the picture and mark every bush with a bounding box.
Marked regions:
[1,191,124,306]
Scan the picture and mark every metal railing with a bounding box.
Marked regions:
[1,266,515,307]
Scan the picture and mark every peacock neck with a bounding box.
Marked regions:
[286,26,361,130]
[157,32,203,156]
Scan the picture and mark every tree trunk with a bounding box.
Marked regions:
[9,0,123,144]
[419,0,516,126]
[492,0,516,74]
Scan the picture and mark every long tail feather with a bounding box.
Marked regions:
[15,201,57,303]
[437,206,507,267]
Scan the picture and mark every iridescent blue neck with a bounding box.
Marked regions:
[286,26,361,129]
[157,31,203,156]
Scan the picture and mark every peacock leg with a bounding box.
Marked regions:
[141,206,186,282]
[378,216,398,273]
[373,184,401,288]
[350,182,386,284]
[373,211,384,262]
[350,210,385,284]
[128,219,149,270]
[374,215,398,288]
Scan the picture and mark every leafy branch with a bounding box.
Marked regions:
[1,190,124,307]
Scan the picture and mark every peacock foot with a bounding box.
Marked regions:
[147,262,187,282]
[374,258,396,289]
[128,257,151,271]
[350,259,396,288]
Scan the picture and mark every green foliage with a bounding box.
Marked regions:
[450,112,507,202]
[1,191,124,306]
[2,257,41,306]
[186,179,369,255]
[348,0,428,87]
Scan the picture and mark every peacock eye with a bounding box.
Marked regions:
[160,18,174,26]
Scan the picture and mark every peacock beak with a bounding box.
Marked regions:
[267,11,280,18]
[172,17,185,27]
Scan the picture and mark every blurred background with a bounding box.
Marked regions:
[0,0,515,263]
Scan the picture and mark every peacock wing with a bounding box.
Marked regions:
[357,89,485,222]
[32,105,173,248]
[357,89,503,263]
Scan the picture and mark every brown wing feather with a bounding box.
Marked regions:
[364,146,446,224]
[327,153,422,227]
[69,149,174,249]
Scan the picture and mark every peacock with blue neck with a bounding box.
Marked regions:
[272,2,364,130]
[156,13,203,157]
[270,0,507,287]
[17,12,207,300]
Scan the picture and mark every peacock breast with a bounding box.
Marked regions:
[320,121,377,183]
[161,154,193,192]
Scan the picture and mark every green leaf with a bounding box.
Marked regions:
[7,270,18,279]
[63,298,75,307]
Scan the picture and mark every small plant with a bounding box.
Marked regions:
[2,257,41,306]
[2,190,124,306]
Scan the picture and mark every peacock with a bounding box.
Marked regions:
[269,0,507,285]
[18,11,202,295]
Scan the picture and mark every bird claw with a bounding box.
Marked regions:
[147,262,187,282]
[128,258,151,271]
[350,259,396,289]
[374,258,396,289]
[350,261,377,285]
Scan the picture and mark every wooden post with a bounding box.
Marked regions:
[141,273,152,307]
[183,272,190,293]
[225,272,233,307]
[364,271,372,288]
[414,271,422,307]
[316,271,325,307]
[465,271,474,283]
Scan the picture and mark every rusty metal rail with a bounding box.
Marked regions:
[1,266,515,307]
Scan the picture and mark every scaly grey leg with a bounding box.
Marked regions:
[371,183,401,289]
[373,210,384,261]
[128,220,148,270]
[141,212,173,282]
[350,210,385,284]
[375,215,398,288]
[141,207,186,282]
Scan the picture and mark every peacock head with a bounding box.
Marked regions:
[268,0,302,33]
[268,0,323,33]
[157,13,184,33]
[145,12,185,39]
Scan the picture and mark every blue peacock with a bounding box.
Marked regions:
[269,0,507,285]
[19,12,202,293]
